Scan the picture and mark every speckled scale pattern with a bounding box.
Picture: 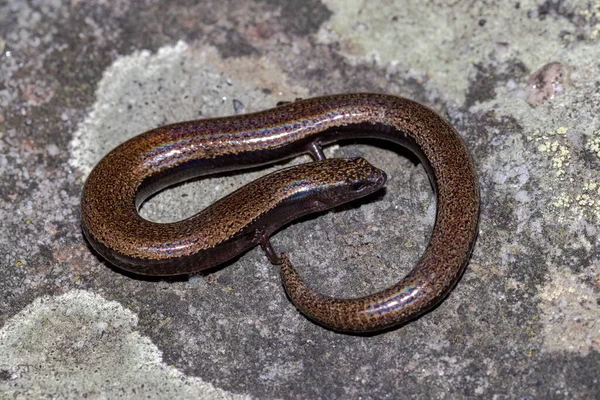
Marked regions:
[81,93,480,333]
[82,156,385,274]
[152,156,383,252]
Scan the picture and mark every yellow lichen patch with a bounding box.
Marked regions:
[581,182,600,220]
[586,130,600,159]
[555,126,568,135]
[538,267,599,356]
[534,127,572,178]
[575,1,600,40]
[547,128,600,221]
[552,181,600,221]
[551,193,572,209]
[537,143,548,152]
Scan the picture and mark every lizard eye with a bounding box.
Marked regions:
[352,182,366,192]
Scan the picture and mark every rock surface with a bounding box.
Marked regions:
[1,1,598,398]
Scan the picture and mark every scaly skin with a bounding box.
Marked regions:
[81,93,480,333]
[82,157,385,275]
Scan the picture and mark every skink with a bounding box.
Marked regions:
[83,157,385,274]
[81,93,480,333]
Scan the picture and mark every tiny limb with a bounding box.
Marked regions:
[276,98,304,107]
[307,142,326,161]
[260,237,282,265]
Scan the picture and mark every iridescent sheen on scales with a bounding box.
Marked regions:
[80,93,480,333]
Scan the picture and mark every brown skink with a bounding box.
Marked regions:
[81,93,480,333]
